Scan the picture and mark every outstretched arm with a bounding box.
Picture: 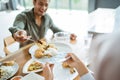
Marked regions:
[64,53,95,80]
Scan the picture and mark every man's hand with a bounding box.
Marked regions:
[13,30,31,43]
[70,33,77,40]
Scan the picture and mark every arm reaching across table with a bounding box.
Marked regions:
[64,53,95,80]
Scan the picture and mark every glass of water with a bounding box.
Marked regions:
[84,33,93,49]
[53,32,70,43]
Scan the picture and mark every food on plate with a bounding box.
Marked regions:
[28,61,43,71]
[0,65,15,79]
[44,48,58,56]
[34,49,44,58]
[36,40,47,49]
[0,68,4,78]
[37,47,45,52]
[34,41,58,58]
[62,62,75,74]
[36,40,57,50]
[34,48,58,58]
[70,67,76,74]
[62,62,70,68]
[37,40,47,46]
[47,44,57,49]
[33,40,58,58]
[44,53,52,58]
[2,60,15,66]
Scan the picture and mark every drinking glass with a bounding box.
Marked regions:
[84,33,93,49]
[53,32,70,43]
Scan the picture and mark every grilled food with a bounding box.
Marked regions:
[34,49,44,58]
[28,61,43,71]
[62,62,70,68]
[2,61,15,66]
[62,62,76,74]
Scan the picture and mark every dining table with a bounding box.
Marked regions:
[0,36,90,80]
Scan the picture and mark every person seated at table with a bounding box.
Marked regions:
[9,0,77,47]
[44,32,120,80]
[89,32,120,80]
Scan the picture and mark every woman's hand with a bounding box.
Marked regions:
[13,30,31,43]
[64,53,89,76]
[70,33,77,40]
[43,63,54,80]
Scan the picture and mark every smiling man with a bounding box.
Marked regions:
[9,0,77,47]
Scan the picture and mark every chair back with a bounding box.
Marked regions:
[3,36,19,55]
[4,36,15,47]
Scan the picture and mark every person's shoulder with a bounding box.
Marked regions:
[17,9,32,16]
[21,9,31,14]
[44,13,51,18]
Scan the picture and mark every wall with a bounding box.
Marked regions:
[88,0,120,13]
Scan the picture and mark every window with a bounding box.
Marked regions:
[23,0,88,10]
[71,0,88,10]
[24,0,33,9]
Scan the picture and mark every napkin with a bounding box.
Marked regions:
[21,72,45,80]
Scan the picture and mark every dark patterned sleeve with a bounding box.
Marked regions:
[9,13,26,35]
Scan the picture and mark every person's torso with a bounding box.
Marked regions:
[21,9,51,41]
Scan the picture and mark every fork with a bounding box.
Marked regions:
[27,38,36,42]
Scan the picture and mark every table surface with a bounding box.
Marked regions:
[0,38,89,80]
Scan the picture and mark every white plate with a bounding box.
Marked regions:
[28,42,72,64]
[53,62,78,80]
[0,62,19,80]
[29,42,72,56]
[52,42,72,53]
[22,59,43,74]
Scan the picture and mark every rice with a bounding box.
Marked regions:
[0,66,14,80]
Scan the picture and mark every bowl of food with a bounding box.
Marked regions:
[0,61,19,80]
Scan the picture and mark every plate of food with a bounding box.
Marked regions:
[22,59,43,73]
[0,61,19,80]
[29,40,72,58]
[53,62,78,80]
[28,40,72,64]
[29,40,59,58]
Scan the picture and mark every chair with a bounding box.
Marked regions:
[3,35,19,56]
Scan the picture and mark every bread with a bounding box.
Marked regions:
[34,49,44,58]
[2,61,15,66]
[70,67,75,74]
[62,62,76,74]
[28,61,43,71]
[37,40,47,45]
[62,62,70,68]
